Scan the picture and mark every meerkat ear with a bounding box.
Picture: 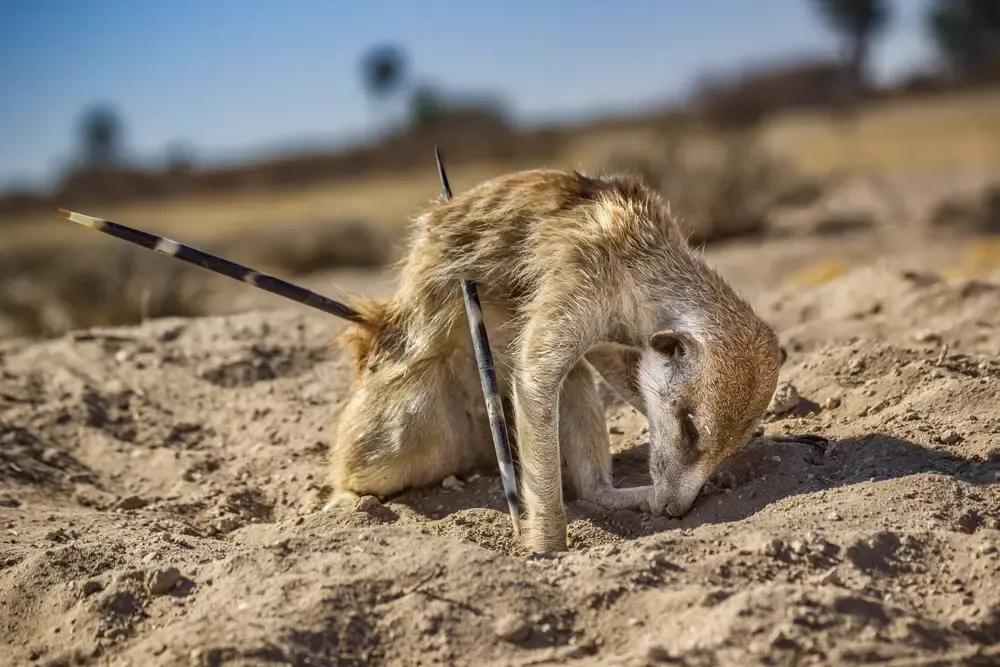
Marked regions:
[649,330,685,358]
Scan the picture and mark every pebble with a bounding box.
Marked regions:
[494,613,531,643]
[826,510,842,521]
[147,566,181,595]
[441,475,464,491]
[768,382,800,415]
[822,396,841,410]
[938,430,962,446]
[354,495,382,513]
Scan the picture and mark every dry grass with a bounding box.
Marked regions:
[760,87,1000,175]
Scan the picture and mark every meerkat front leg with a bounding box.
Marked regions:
[513,297,603,552]
[559,361,653,512]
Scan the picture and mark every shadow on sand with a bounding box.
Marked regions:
[393,431,998,543]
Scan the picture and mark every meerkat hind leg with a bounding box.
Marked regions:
[560,361,652,512]
[328,349,493,503]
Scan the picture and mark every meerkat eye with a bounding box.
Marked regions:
[649,330,684,358]
[680,411,700,450]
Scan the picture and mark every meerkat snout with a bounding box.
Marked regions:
[640,321,781,517]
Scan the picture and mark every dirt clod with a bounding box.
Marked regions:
[938,429,962,445]
[147,566,182,595]
[768,382,800,415]
[494,613,531,643]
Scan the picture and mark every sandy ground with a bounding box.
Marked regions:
[3,191,1000,666]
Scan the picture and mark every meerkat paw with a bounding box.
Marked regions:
[582,485,655,513]
[321,490,360,512]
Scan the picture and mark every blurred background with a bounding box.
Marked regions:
[1,0,999,339]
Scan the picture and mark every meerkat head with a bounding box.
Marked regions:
[637,317,782,517]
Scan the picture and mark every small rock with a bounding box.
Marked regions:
[768,382,800,415]
[441,475,464,491]
[939,430,962,446]
[116,495,148,511]
[790,540,807,556]
[0,494,21,508]
[848,358,866,375]
[978,542,996,555]
[822,396,841,410]
[494,613,531,643]
[826,510,842,522]
[147,566,182,595]
[354,495,382,513]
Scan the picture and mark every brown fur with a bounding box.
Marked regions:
[326,170,781,551]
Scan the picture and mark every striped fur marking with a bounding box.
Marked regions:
[54,207,365,323]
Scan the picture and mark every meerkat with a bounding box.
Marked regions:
[327,169,782,552]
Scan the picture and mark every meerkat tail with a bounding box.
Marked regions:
[436,148,522,535]
[53,207,365,324]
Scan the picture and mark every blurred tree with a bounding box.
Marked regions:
[408,85,447,129]
[928,0,1000,75]
[361,45,407,103]
[78,105,124,167]
[813,0,890,89]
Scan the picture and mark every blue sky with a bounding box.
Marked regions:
[0,0,935,190]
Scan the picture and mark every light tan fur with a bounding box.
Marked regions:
[326,170,781,551]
